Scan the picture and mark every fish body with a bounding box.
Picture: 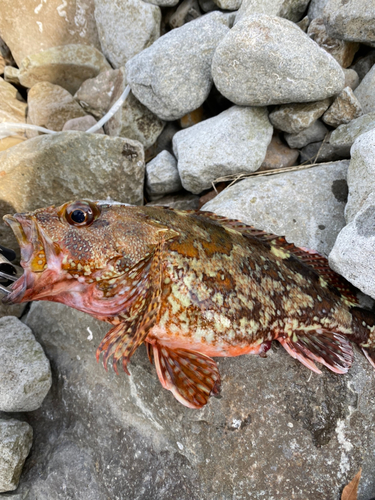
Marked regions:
[3,201,375,408]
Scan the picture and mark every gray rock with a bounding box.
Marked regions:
[3,297,374,499]
[144,0,179,7]
[354,64,375,114]
[299,137,350,164]
[329,111,375,151]
[213,0,241,11]
[104,68,165,149]
[284,119,329,149]
[212,15,345,107]
[168,0,202,29]
[146,151,182,199]
[323,0,375,45]
[236,0,310,24]
[344,68,360,90]
[199,0,219,12]
[173,105,273,194]
[94,0,161,68]
[203,161,349,256]
[323,87,363,127]
[0,132,145,251]
[297,15,310,33]
[126,12,230,121]
[307,0,329,20]
[146,192,200,209]
[269,99,331,134]
[0,77,26,139]
[350,52,375,81]
[0,303,26,319]
[0,316,51,412]
[0,418,33,492]
[62,115,104,134]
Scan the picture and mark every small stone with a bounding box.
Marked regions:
[213,0,241,11]
[350,52,375,81]
[62,115,104,134]
[202,160,349,256]
[307,0,329,20]
[3,66,20,85]
[146,192,200,209]
[297,16,310,33]
[299,136,350,163]
[144,0,179,7]
[104,68,165,149]
[269,99,331,134]
[236,0,310,24]
[259,133,299,171]
[199,0,219,12]
[126,12,230,121]
[329,111,375,152]
[343,68,360,90]
[27,82,87,132]
[146,151,182,199]
[179,107,204,128]
[212,15,345,107]
[284,120,329,149]
[173,105,273,194]
[169,0,202,29]
[0,302,26,319]
[323,0,375,45]
[0,316,52,412]
[354,64,375,114]
[0,78,26,137]
[322,87,362,127]
[17,44,111,95]
[0,418,33,492]
[307,18,358,68]
[94,0,161,68]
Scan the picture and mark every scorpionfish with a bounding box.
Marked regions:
[3,200,375,408]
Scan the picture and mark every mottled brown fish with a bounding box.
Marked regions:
[3,201,375,408]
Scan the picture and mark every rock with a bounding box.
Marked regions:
[144,0,179,6]
[3,66,20,85]
[146,151,182,199]
[0,418,33,492]
[0,137,26,153]
[299,136,350,164]
[179,107,205,129]
[212,15,345,107]
[259,133,299,170]
[104,68,165,149]
[0,0,100,67]
[296,15,310,32]
[146,192,200,209]
[350,52,375,81]
[94,0,161,68]
[213,0,241,11]
[173,105,273,194]
[269,99,331,134]
[0,302,26,319]
[5,294,375,499]
[329,111,375,152]
[343,68,360,90]
[354,64,375,114]
[0,78,26,137]
[323,0,375,45]
[17,44,111,95]
[199,0,219,12]
[145,122,180,162]
[169,0,202,29]
[27,82,87,132]
[307,0,329,20]
[236,0,310,24]
[62,115,104,134]
[0,316,51,412]
[322,87,362,127]
[126,12,230,121]
[284,120,329,149]
[0,132,145,251]
[307,18,358,68]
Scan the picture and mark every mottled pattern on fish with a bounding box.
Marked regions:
[3,201,375,408]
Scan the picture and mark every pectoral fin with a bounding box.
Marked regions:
[152,343,221,409]
[277,329,353,374]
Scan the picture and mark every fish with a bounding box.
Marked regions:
[3,200,375,409]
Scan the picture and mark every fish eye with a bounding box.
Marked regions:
[65,201,101,227]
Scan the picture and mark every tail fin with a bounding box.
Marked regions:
[350,306,375,370]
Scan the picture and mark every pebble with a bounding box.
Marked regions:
[329,111,375,152]
[0,418,33,492]
[213,0,241,10]
[284,120,329,149]
[269,99,331,134]
[62,115,104,134]
[173,105,273,194]
[146,150,182,199]
[322,87,362,127]
[307,0,329,20]
[212,15,345,107]
[259,133,299,170]
[236,0,310,24]
[0,316,51,412]
[169,0,202,28]
[343,68,360,90]
[126,12,230,120]
[350,52,375,81]
[354,64,375,114]
[299,136,349,164]
[94,0,161,68]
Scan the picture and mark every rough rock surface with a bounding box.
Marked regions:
[259,133,299,170]
[0,418,33,493]
[0,78,26,138]
[0,132,145,250]
[144,0,179,6]
[203,161,349,256]
[0,0,100,66]
[62,115,104,134]
[94,0,161,68]
[329,112,375,152]
[236,0,310,24]
[1,300,374,499]
[212,15,345,107]
[213,0,241,10]
[323,87,363,127]
[307,0,329,20]
[0,316,51,412]
[284,119,329,149]
[27,82,87,132]
[299,136,350,164]
[344,68,360,90]
[351,52,375,81]
[173,105,273,194]
[269,99,331,134]
[146,151,182,199]
[16,44,111,95]
[354,64,375,114]
[74,69,120,119]
[146,192,200,209]
[126,12,230,121]
[0,302,26,319]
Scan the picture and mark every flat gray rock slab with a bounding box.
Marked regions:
[330,111,375,151]
[203,161,349,256]
[173,105,273,194]
[0,418,33,492]
[0,316,51,412]
[126,12,230,121]
[212,14,345,107]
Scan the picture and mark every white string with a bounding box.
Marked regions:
[86,85,130,133]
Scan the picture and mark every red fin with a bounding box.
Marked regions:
[278,329,353,375]
[362,347,375,370]
[152,344,221,409]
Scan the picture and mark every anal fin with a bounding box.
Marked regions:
[278,329,353,375]
[152,343,221,409]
